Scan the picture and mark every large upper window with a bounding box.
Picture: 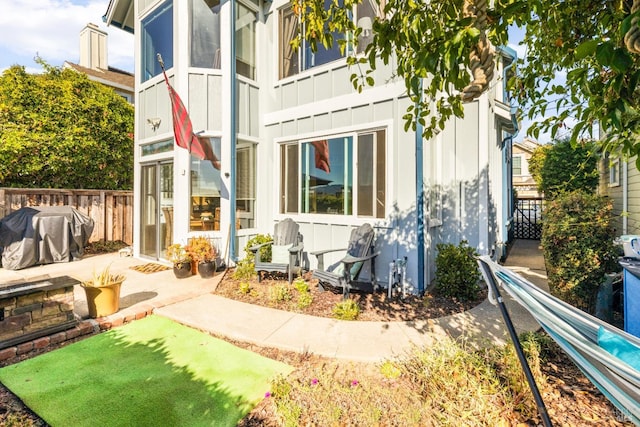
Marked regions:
[190,137,222,231]
[236,2,257,79]
[279,0,377,79]
[190,0,222,68]
[142,1,173,82]
[280,130,386,218]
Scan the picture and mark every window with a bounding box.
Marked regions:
[279,0,378,78]
[280,129,386,218]
[512,155,522,176]
[141,1,173,82]
[190,137,222,231]
[280,143,299,213]
[355,0,377,54]
[236,2,257,79]
[236,142,256,228]
[190,0,222,68]
[141,139,174,156]
[609,157,621,187]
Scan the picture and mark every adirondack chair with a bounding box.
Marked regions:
[250,218,304,283]
[311,223,380,298]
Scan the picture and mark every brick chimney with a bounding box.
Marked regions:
[79,23,107,70]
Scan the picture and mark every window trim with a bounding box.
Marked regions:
[609,157,621,187]
[277,126,388,221]
[276,0,376,81]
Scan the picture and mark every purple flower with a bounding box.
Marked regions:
[351,380,359,387]
[264,391,271,398]
[311,378,319,385]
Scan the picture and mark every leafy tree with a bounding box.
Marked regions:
[528,138,599,198]
[296,0,640,164]
[0,61,134,189]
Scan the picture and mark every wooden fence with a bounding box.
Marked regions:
[0,188,133,244]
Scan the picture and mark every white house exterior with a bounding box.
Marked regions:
[104,0,517,293]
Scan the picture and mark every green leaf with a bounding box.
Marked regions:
[595,42,615,67]
[611,49,632,73]
[574,40,598,60]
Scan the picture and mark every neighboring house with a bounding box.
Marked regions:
[512,138,542,198]
[600,153,638,236]
[104,0,517,292]
[63,23,135,105]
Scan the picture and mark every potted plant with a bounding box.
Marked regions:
[81,265,126,318]
[166,243,193,279]
[186,236,217,278]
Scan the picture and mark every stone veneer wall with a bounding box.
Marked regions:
[0,276,79,350]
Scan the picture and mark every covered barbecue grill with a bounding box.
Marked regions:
[0,206,94,270]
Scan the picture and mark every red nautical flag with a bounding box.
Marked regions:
[161,69,220,170]
[310,140,330,173]
[196,135,221,170]
[162,69,196,152]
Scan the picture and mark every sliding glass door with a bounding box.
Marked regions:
[140,161,174,259]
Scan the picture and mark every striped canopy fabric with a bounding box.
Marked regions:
[478,256,640,425]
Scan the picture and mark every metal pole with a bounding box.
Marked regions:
[229,0,238,263]
[477,260,553,427]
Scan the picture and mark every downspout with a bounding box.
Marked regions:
[500,49,519,258]
[229,0,238,262]
[416,80,425,295]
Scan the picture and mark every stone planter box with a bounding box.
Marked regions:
[0,276,79,350]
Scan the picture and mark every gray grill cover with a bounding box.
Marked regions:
[0,206,94,270]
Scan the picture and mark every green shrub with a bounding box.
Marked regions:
[270,284,292,304]
[232,259,256,280]
[232,234,273,281]
[243,234,273,263]
[529,138,599,199]
[434,240,481,301]
[541,190,619,313]
[297,292,313,310]
[293,276,309,293]
[237,281,251,295]
[332,299,360,320]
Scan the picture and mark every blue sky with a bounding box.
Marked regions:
[0,0,134,74]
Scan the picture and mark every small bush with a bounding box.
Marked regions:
[434,240,481,301]
[232,259,256,280]
[237,281,251,295]
[270,284,292,304]
[293,277,309,293]
[332,299,360,320]
[297,292,313,310]
[243,234,273,263]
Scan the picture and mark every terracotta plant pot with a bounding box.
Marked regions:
[173,261,192,279]
[84,281,123,318]
[198,261,216,278]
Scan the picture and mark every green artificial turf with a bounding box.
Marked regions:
[0,315,292,426]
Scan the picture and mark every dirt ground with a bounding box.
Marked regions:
[0,270,634,426]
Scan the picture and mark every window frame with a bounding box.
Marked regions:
[277,0,377,80]
[141,0,174,83]
[609,157,621,187]
[512,155,523,176]
[278,127,387,220]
